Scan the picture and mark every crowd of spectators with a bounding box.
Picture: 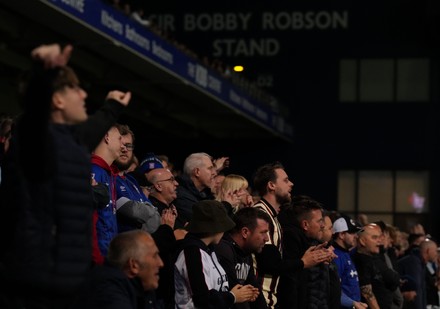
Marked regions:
[1,43,439,309]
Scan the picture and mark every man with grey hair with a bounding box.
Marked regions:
[173,152,217,228]
[75,230,164,309]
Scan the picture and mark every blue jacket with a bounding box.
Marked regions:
[91,155,119,257]
[116,173,148,203]
[333,243,361,308]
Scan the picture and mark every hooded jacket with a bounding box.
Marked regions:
[91,154,120,258]
[174,233,235,309]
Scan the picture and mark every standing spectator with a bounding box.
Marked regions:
[321,210,341,309]
[174,200,259,308]
[251,163,328,308]
[352,223,400,309]
[91,125,126,260]
[332,215,368,309]
[148,167,179,216]
[74,230,164,309]
[215,207,271,309]
[133,152,164,199]
[113,125,162,234]
[277,196,336,309]
[397,238,439,309]
[374,221,404,309]
[114,124,147,203]
[148,167,183,309]
[0,43,130,308]
[173,152,217,228]
[216,174,250,217]
[251,161,293,308]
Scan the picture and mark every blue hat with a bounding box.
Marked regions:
[138,152,163,174]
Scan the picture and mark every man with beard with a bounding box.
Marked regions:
[113,126,177,309]
[215,207,271,309]
[332,215,368,309]
[251,162,293,308]
[114,124,179,234]
[114,124,149,203]
[252,162,330,309]
[113,124,161,234]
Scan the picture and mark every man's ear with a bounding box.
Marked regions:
[241,227,250,239]
[154,183,162,192]
[52,92,64,110]
[193,167,200,177]
[128,258,140,275]
[268,181,276,192]
[301,219,309,231]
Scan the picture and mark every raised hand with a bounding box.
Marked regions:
[106,90,131,106]
[213,156,230,172]
[31,44,73,68]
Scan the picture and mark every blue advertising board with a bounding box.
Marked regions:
[42,0,292,139]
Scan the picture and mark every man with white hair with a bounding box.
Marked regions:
[173,152,217,228]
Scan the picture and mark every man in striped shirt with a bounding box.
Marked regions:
[252,162,293,308]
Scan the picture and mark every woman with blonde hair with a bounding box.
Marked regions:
[216,174,253,217]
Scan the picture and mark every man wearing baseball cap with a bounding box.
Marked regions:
[332,215,368,309]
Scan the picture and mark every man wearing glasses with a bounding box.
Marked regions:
[113,124,162,234]
[148,167,185,309]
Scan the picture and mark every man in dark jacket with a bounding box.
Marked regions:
[276,195,336,309]
[0,43,130,308]
[397,239,439,309]
[74,230,164,309]
[173,152,217,228]
[215,207,271,309]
